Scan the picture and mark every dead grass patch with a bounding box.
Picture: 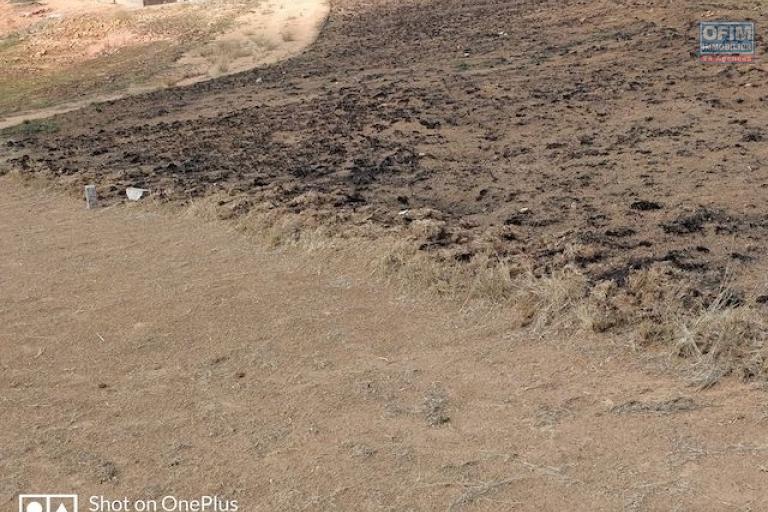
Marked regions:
[514,266,588,333]
[181,195,768,385]
[677,294,768,384]
[1,183,763,386]
[0,32,21,52]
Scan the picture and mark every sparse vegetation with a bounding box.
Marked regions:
[0,32,21,51]
[677,293,768,383]
[180,195,768,385]
[0,118,58,136]
[0,0,323,118]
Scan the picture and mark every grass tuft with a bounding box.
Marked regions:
[677,291,768,382]
[514,267,588,332]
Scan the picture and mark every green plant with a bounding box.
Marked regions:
[0,34,22,52]
[0,119,59,137]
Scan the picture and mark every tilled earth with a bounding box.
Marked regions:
[4,0,768,301]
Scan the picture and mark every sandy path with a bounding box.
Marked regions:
[0,0,118,34]
[1,177,768,511]
[0,0,329,129]
[174,0,330,85]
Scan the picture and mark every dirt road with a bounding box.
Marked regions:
[2,177,768,511]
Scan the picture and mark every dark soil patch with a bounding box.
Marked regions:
[3,0,768,301]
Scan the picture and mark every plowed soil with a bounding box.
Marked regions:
[4,0,768,301]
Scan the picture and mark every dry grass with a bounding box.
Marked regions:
[677,292,768,384]
[0,40,179,115]
[251,34,280,52]
[0,0,321,117]
[448,478,522,511]
[181,195,768,385]
[514,266,587,333]
[184,197,587,324]
[600,268,768,383]
[0,118,58,137]
[198,39,254,76]
[7,175,768,387]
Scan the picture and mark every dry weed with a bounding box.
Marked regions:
[677,291,768,382]
[181,196,768,383]
[513,266,588,333]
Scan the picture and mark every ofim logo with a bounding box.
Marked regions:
[19,495,79,512]
[700,21,755,63]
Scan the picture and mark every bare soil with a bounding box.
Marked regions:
[4,0,768,309]
[0,0,329,121]
[4,1,768,505]
[3,176,768,511]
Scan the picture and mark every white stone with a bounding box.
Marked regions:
[84,185,98,209]
[126,187,150,201]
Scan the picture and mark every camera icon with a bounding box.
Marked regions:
[19,495,78,512]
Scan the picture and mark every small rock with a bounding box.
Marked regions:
[630,200,662,211]
[84,185,98,209]
[126,187,150,201]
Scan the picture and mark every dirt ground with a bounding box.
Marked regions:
[3,176,768,511]
[4,0,768,307]
[4,1,768,508]
[0,0,329,121]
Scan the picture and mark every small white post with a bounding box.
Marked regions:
[84,185,98,209]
